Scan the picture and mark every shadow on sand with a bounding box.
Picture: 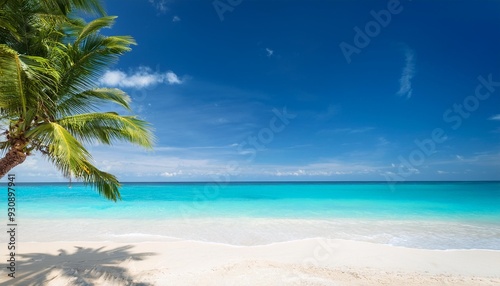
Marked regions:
[1,245,156,286]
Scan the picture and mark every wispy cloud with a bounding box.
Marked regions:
[88,145,384,180]
[319,127,374,135]
[418,151,499,166]
[341,127,374,134]
[396,48,416,99]
[11,154,65,181]
[100,67,183,89]
[265,48,274,57]
[149,0,168,13]
[489,114,500,120]
[172,15,181,22]
[315,104,339,121]
[165,71,182,84]
[437,170,459,175]
[377,137,389,146]
[14,144,500,182]
[261,160,382,178]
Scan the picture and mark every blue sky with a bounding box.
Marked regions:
[18,0,500,182]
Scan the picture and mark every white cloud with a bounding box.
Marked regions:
[161,170,184,177]
[396,48,416,99]
[265,48,274,57]
[100,67,183,89]
[489,114,500,120]
[166,71,182,84]
[172,15,181,22]
[149,0,168,13]
[437,170,458,175]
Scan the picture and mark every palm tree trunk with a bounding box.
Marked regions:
[0,148,26,178]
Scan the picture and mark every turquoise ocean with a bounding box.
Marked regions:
[3,182,500,250]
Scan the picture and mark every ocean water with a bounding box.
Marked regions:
[2,182,500,249]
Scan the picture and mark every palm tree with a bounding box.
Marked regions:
[0,0,154,200]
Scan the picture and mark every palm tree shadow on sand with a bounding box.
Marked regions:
[1,245,156,286]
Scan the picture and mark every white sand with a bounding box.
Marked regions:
[1,238,499,286]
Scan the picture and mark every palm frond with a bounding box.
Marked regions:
[25,122,92,175]
[76,161,122,201]
[0,44,61,119]
[0,44,26,114]
[57,88,131,115]
[0,16,21,43]
[25,121,121,200]
[75,16,117,44]
[59,34,135,96]
[40,0,106,16]
[58,112,154,148]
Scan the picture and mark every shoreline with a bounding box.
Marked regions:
[14,217,500,250]
[11,236,500,252]
[2,239,500,285]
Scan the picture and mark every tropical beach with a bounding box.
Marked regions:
[1,182,500,285]
[1,0,500,285]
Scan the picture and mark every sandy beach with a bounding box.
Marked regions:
[2,238,499,286]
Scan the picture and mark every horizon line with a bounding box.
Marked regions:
[11,180,500,184]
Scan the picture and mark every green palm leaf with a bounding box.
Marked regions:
[60,33,135,96]
[58,112,154,148]
[26,122,122,200]
[57,88,132,115]
[75,16,117,44]
[0,44,25,113]
[40,0,106,16]
[0,44,60,118]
